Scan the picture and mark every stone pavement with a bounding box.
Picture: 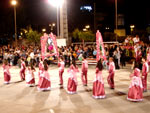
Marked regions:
[0,64,150,113]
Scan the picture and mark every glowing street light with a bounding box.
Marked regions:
[83,28,87,32]
[42,28,46,32]
[48,0,64,7]
[130,25,135,34]
[11,0,17,5]
[48,0,64,38]
[11,0,17,45]
[49,23,56,31]
[85,25,90,29]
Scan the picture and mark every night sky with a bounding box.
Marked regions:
[0,0,150,36]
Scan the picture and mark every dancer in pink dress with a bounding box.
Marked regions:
[26,63,36,87]
[58,57,65,87]
[81,55,88,86]
[146,48,150,65]
[141,57,149,92]
[37,61,51,91]
[93,59,105,99]
[2,60,11,84]
[107,57,115,89]
[20,58,26,80]
[127,62,143,102]
[67,61,79,94]
[38,58,44,84]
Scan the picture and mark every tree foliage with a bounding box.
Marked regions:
[72,29,95,42]
[26,29,42,45]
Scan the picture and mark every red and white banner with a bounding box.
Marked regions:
[41,33,59,60]
[96,30,106,61]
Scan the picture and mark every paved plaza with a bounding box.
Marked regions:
[0,64,150,113]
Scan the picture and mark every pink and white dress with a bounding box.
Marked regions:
[26,67,35,86]
[58,61,65,85]
[81,60,88,85]
[67,65,79,94]
[20,61,26,80]
[37,70,51,91]
[93,68,105,99]
[38,61,44,83]
[107,62,115,89]
[127,68,143,102]
[142,62,149,91]
[147,52,150,65]
[2,64,11,84]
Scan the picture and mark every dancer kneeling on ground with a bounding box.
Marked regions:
[26,63,36,87]
[37,60,51,91]
[127,62,143,102]
[67,60,79,94]
[93,59,105,99]
[2,59,11,84]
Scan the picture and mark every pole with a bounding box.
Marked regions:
[14,5,17,45]
[94,2,96,33]
[115,0,118,30]
[115,0,118,41]
[57,6,60,38]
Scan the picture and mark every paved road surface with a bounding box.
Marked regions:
[0,64,150,113]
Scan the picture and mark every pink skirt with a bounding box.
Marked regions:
[4,72,11,84]
[26,78,35,86]
[37,77,51,91]
[127,85,143,101]
[93,80,105,99]
[67,78,77,94]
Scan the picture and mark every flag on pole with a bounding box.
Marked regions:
[96,30,106,61]
[41,33,59,60]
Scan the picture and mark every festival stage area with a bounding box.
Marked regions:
[0,65,150,113]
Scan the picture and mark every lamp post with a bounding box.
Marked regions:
[48,0,64,38]
[130,25,135,35]
[11,0,17,46]
[49,23,56,31]
[115,0,118,41]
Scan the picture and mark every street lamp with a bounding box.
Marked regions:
[130,25,135,35]
[11,0,17,46]
[85,25,90,29]
[42,28,46,32]
[115,0,118,41]
[48,0,64,38]
[49,23,56,31]
[83,28,87,32]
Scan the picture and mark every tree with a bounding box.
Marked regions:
[26,29,42,45]
[72,29,95,42]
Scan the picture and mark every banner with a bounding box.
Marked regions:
[41,33,59,60]
[96,30,106,61]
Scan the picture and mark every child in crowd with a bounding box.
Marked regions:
[58,56,65,88]
[67,60,79,94]
[2,59,11,84]
[93,59,105,99]
[37,60,51,91]
[141,57,149,92]
[20,58,26,80]
[107,57,115,89]
[26,63,36,87]
[81,55,88,86]
[127,62,143,102]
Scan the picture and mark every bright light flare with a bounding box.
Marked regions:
[11,0,17,6]
[48,0,64,7]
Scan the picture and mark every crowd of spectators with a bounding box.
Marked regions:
[0,35,149,70]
